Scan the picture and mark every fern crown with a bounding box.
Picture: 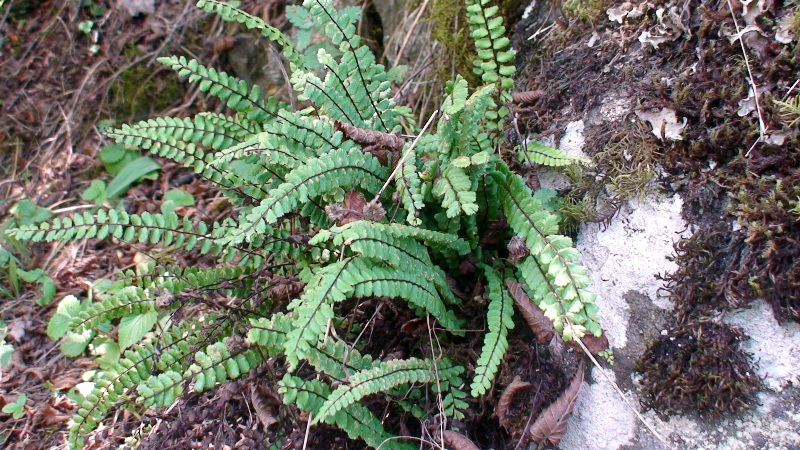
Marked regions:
[7,0,603,448]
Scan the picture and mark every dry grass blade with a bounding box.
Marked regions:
[506,280,554,344]
[529,361,585,446]
[497,375,533,430]
[441,430,481,450]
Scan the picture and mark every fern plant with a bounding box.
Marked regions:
[7,0,603,448]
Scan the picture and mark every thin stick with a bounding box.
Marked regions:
[374,110,438,200]
[725,0,766,156]
[393,0,432,68]
[567,322,674,450]
[302,412,313,450]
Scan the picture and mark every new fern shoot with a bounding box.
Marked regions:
[7,0,604,448]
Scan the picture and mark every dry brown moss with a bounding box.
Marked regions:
[637,321,761,417]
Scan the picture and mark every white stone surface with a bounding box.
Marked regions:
[576,195,687,348]
[725,300,800,391]
[560,368,637,450]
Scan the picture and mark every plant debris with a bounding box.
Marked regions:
[637,321,761,417]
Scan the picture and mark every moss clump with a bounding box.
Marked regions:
[561,0,606,25]
[108,45,184,121]
[559,124,659,228]
[657,223,750,324]
[727,156,800,321]
[637,321,761,417]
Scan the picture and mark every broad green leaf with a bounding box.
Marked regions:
[0,343,13,368]
[118,311,157,349]
[2,393,26,419]
[105,157,160,200]
[11,199,52,226]
[47,295,83,340]
[94,340,121,366]
[17,268,56,306]
[99,144,137,175]
[164,189,195,206]
[61,329,93,357]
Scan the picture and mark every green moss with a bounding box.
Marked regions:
[108,45,184,121]
[427,0,479,85]
[561,0,606,25]
[559,124,658,227]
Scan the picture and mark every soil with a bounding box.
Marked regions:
[1,0,799,449]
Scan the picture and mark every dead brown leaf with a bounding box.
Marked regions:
[325,190,374,225]
[249,385,278,430]
[6,319,29,342]
[507,236,530,263]
[506,280,609,354]
[579,332,610,354]
[506,280,555,344]
[441,430,480,450]
[34,405,71,426]
[497,375,533,430]
[529,361,585,446]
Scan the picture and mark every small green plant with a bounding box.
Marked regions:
[0,320,13,368]
[81,145,161,206]
[1,199,55,305]
[774,94,800,128]
[8,0,603,448]
[2,393,26,419]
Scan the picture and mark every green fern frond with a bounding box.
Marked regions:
[464,0,515,128]
[516,255,602,337]
[283,257,357,370]
[136,370,184,408]
[159,56,276,120]
[492,163,602,339]
[312,222,465,307]
[69,341,161,448]
[430,358,469,420]
[433,165,479,218]
[9,209,230,257]
[188,340,263,393]
[279,375,415,450]
[261,109,352,158]
[296,45,400,131]
[347,262,462,329]
[470,266,514,396]
[248,314,377,379]
[312,357,437,423]
[66,286,155,332]
[247,313,292,352]
[311,222,433,267]
[328,399,417,450]
[147,265,252,299]
[306,339,376,380]
[394,153,425,226]
[222,147,386,246]
[347,221,471,256]
[301,0,409,132]
[520,141,588,167]
[114,113,256,152]
[438,80,497,157]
